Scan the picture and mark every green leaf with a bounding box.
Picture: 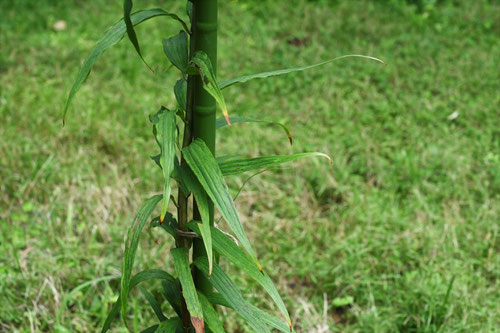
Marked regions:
[176,164,213,275]
[155,318,182,333]
[120,195,163,329]
[197,292,225,333]
[219,152,332,176]
[190,51,230,125]
[182,139,261,270]
[138,286,168,322]
[205,293,293,333]
[218,54,385,90]
[174,78,187,111]
[156,108,177,222]
[63,8,188,124]
[250,306,294,333]
[194,257,271,333]
[123,0,152,71]
[151,214,177,239]
[102,269,176,333]
[188,223,292,329]
[171,248,204,333]
[161,279,182,319]
[163,31,189,73]
[216,116,293,145]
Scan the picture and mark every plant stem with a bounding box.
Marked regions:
[190,0,218,294]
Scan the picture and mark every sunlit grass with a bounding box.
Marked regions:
[0,0,498,331]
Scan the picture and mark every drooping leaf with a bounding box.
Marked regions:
[171,248,204,333]
[205,292,294,333]
[218,54,385,90]
[120,195,163,328]
[194,257,271,333]
[216,116,293,145]
[182,139,261,270]
[102,269,176,333]
[161,279,183,319]
[123,0,152,71]
[197,292,225,333]
[249,305,294,333]
[138,286,168,322]
[155,318,183,333]
[190,51,230,125]
[156,108,177,222]
[63,8,189,124]
[218,152,332,176]
[174,78,187,111]
[163,31,189,73]
[176,164,213,275]
[188,223,291,329]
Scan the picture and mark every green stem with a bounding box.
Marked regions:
[190,0,218,294]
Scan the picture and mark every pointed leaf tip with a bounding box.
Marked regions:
[224,113,231,126]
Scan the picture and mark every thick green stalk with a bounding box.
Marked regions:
[190,0,218,294]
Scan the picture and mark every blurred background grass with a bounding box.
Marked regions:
[1,0,499,332]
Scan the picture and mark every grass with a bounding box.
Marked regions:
[1,0,499,331]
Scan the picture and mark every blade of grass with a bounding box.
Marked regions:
[216,116,292,145]
[219,152,331,176]
[218,54,385,90]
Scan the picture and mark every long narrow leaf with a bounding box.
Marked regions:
[63,8,188,123]
[182,139,261,270]
[219,152,331,176]
[216,116,292,145]
[171,248,204,333]
[102,269,176,333]
[157,108,177,222]
[161,279,182,319]
[155,318,182,333]
[123,0,151,70]
[163,31,189,73]
[190,51,230,125]
[197,292,225,333]
[205,292,293,333]
[138,286,168,322]
[218,54,385,90]
[120,195,162,329]
[189,223,291,329]
[194,257,271,333]
[176,164,213,275]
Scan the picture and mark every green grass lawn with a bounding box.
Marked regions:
[1,0,499,331]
